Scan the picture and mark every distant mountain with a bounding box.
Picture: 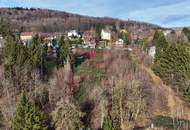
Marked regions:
[0,7,160,33]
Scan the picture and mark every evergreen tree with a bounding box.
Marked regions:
[138,38,149,51]
[154,43,190,101]
[153,31,168,62]
[112,82,122,130]
[112,24,117,32]
[16,43,28,66]
[0,18,18,78]
[4,35,18,78]
[153,30,168,74]
[57,36,70,67]
[0,18,14,39]
[118,31,130,44]
[2,18,30,87]
[28,34,47,77]
[103,113,112,130]
[39,43,48,77]
[29,34,43,69]
[182,27,190,41]
[13,92,47,130]
[153,30,190,101]
[95,24,103,40]
[78,36,83,45]
[52,38,57,47]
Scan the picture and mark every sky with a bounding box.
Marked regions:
[0,0,190,27]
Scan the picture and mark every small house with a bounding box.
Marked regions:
[68,30,80,38]
[148,46,156,58]
[20,32,34,41]
[115,39,124,47]
[101,29,111,41]
[163,30,172,36]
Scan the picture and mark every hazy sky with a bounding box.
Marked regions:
[0,0,190,27]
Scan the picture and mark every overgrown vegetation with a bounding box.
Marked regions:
[74,53,105,104]
[103,114,112,130]
[153,116,190,130]
[138,38,150,51]
[52,99,84,130]
[73,51,149,130]
[153,30,190,101]
[1,12,190,130]
[1,18,70,82]
[182,27,190,42]
[118,31,130,44]
[57,36,70,67]
[0,18,75,130]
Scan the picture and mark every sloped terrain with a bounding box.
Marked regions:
[0,7,159,33]
[73,49,190,129]
[0,48,190,130]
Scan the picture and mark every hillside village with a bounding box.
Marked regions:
[1,7,190,130]
[0,25,188,60]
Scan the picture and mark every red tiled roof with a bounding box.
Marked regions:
[87,50,96,59]
[20,32,33,36]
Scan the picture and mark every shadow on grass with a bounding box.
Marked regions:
[153,116,190,130]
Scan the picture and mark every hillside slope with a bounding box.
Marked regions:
[1,46,190,129]
[132,47,190,120]
[73,49,190,129]
[142,65,190,120]
[0,7,159,33]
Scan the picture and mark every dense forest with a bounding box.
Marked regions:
[0,7,160,33]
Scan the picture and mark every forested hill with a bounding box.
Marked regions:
[0,7,160,33]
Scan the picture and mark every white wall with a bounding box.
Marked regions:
[149,46,156,58]
[101,30,111,41]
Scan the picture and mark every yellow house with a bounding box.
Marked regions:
[120,29,128,34]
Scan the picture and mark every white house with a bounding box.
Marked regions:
[148,46,156,58]
[163,30,172,36]
[101,29,111,41]
[68,30,80,38]
[115,39,124,47]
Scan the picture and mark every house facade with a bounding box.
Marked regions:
[163,30,172,36]
[115,39,124,47]
[101,29,111,41]
[148,46,156,58]
[68,30,80,38]
[20,32,34,42]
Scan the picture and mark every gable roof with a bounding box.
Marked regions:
[20,32,33,36]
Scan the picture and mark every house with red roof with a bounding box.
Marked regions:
[20,32,34,42]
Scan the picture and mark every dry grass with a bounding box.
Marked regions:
[134,50,190,121]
